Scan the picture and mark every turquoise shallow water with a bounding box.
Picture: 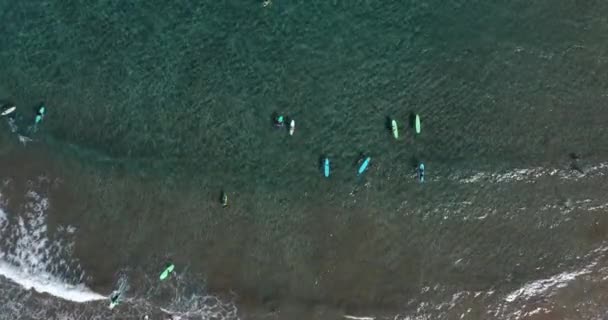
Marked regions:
[1,0,608,318]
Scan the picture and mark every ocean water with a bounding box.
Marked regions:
[1,0,608,319]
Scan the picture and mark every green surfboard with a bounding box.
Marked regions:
[160,263,175,281]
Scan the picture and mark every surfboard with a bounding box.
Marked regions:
[1,106,16,116]
[391,119,399,139]
[358,156,371,175]
[160,263,175,281]
[289,119,295,136]
[415,114,421,134]
[323,158,330,177]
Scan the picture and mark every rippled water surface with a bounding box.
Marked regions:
[1,0,608,319]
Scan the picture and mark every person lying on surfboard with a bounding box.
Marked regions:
[418,163,425,183]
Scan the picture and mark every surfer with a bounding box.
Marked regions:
[221,191,228,207]
[273,114,285,128]
[417,163,425,183]
[109,290,121,309]
[321,156,330,178]
[34,104,46,124]
[569,152,584,174]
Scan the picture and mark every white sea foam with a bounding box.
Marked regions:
[525,307,548,316]
[158,290,239,320]
[490,245,608,319]
[344,315,375,320]
[0,189,105,303]
[0,207,7,232]
[0,260,103,302]
[453,162,608,184]
[540,199,608,215]
[18,135,32,145]
[504,268,589,303]
[7,118,18,133]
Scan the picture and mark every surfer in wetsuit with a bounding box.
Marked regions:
[221,191,228,207]
[109,290,121,309]
[273,114,285,128]
[34,104,46,125]
[418,163,425,183]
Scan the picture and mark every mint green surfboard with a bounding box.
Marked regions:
[160,264,175,281]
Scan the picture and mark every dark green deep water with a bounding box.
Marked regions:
[2,0,608,318]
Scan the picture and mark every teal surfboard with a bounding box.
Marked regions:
[358,156,371,175]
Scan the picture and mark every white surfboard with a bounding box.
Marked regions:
[1,106,16,116]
